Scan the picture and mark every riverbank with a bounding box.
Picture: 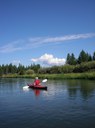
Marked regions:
[1,72,95,80]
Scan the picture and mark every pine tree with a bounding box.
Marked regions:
[93,52,95,60]
[66,53,77,65]
[66,53,71,64]
[70,53,77,65]
[78,50,88,63]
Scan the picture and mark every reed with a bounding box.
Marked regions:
[1,72,95,80]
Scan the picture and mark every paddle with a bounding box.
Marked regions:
[23,79,47,90]
[42,79,47,83]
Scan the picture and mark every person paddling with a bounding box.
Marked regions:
[33,77,41,86]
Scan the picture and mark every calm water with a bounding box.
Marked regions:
[0,78,95,128]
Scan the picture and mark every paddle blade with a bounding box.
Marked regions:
[23,86,29,90]
[42,79,47,83]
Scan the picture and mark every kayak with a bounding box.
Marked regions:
[27,84,47,90]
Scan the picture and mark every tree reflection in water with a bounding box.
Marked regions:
[66,80,95,100]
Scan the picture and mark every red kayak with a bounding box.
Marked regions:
[27,84,47,90]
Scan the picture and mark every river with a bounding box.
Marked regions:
[0,78,95,128]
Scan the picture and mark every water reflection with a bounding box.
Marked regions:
[30,88,47,97]
[0,78,95,100]
[29,79,95,100]
[0,78,95,128]
[66,80,95,100]
[32,89,42,96]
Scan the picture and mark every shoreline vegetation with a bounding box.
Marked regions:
[0,50,95,80]
[1,72,95,80]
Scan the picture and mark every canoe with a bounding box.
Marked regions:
[27,84,47,90]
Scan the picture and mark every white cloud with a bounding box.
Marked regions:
[0,33,95,53]
[31,53,66,66]
[30,33,95,44]
[0,40,24,53]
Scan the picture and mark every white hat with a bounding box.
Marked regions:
[35,77,38,79]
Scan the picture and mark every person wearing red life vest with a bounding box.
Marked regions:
[33,77,41,86]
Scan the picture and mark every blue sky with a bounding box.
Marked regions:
[0,0,95,66]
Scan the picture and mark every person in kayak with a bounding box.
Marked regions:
[33,77,41,86]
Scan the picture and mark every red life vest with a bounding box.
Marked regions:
[34,79,41,86]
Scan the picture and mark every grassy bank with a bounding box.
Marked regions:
[1,72,95,80]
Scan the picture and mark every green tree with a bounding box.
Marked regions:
[26,69,34,74]
[8,63,16,74]
[87,53,92,61]
[78,50,88,63]
[5,64,9,74]
[93,52,95,60]
[60,65,74,73]
[0,66,3,76]
[32,64,41,73]
[17,64,25,75]
[66,53,77,65]
[66,53,71,64]
[70,53,77,65]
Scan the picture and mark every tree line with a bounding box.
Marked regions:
[0,50,95,76]
[0,63,40,76]
[66,50,95,65]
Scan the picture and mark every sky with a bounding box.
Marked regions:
[0,0,95,66]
